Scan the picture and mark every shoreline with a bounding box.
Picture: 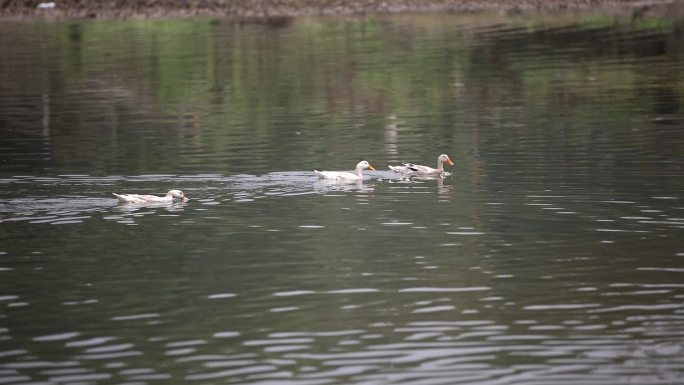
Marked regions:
[1,0,679,20]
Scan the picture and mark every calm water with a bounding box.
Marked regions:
[1,9,684,385]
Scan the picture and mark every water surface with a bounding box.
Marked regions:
[1,9,684,385]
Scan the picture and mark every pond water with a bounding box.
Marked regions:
[1,8,684,385]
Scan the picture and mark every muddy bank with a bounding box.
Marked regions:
[0,0,679,20]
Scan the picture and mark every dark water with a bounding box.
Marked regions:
[1,9,684,385]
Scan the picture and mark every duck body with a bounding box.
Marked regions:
[314,160,375,181]
[113,189,188,204]
[389,154,454,176]
[389,163,444,175]
[314,170,364,181]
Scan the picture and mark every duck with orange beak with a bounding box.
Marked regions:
[113,189,189,204]
[314,160,376,181]
[389,154,454,176]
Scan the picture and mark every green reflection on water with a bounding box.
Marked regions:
[2,12,683,175]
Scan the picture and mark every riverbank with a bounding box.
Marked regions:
[0,0,679,20]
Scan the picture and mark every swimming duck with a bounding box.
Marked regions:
[314,160,376,181]
[389,154,454,175]
[113,189,188,204]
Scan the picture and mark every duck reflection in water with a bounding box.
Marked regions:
[388,172,453,200]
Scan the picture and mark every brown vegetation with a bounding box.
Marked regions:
[0,0,677,20]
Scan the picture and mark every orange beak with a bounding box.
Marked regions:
[368,164,376,171]
[447,158,454,166]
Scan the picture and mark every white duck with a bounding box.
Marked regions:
[389,154,454,175]
[113,189,189,204]
[314,160,376,181]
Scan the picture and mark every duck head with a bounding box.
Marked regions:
[439,154,454,166]
[168,189,189,202]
